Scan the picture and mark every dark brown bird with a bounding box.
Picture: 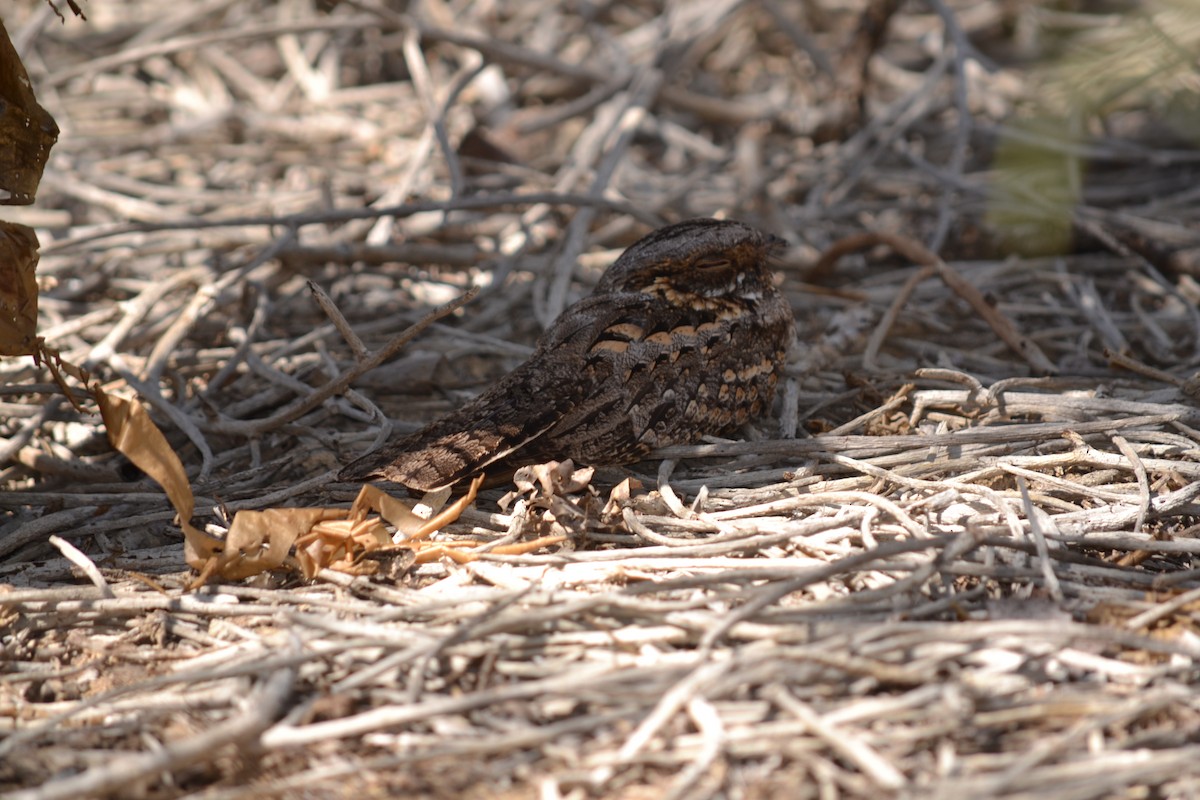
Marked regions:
[339,218,795,491]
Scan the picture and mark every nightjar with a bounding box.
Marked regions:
[339,218,795,491]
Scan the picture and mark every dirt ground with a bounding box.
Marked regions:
[4,1,1200,798]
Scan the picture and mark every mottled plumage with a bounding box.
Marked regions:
[339,218,795,491]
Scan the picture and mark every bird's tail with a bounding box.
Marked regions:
[337,362,565,491]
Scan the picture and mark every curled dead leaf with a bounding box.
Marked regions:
[226,507,350,580]
[0,222,41,357]
[602,477,640,523]
[94,387,223,571]
[499,459,595,511]
[95,386,491,584]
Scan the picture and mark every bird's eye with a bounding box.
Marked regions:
[694,258,731,270]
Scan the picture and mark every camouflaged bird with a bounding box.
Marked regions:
[338,218,795,491]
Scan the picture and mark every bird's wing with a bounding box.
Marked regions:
[337,294,634,491]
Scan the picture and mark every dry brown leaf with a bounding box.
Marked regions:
[95,391,526,582]
[223,507,349,580]
[93,386,224,570]
[602,477,640,523]
[0,17,58,205]
[0,222,40,357]
[351,483,428,532]
[295,513,394,579]
[413,475,483,537]
[98,386,348,582]
[499,459,594,511]
[532,459,595,495]
[294,476,486,576]
[94,386,407,582]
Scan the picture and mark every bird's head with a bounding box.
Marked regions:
[594,218,783,303]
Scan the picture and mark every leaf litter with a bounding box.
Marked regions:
[3,1,1200,798]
